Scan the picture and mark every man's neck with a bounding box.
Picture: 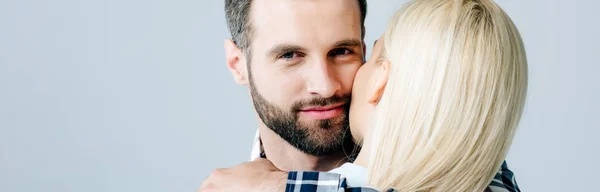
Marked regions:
[258,124,346,172]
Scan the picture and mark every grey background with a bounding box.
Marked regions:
[0,0,598,191]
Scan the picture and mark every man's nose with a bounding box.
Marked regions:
[305,60,341,98]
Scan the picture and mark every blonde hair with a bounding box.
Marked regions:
[367,0,527,191]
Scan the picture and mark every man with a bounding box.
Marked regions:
[199,0,521,191]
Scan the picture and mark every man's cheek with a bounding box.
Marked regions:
[343,69,361,91]
[278,77,305,97]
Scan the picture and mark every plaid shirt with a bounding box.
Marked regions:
[285,161,520,192]
[251,131,521,192]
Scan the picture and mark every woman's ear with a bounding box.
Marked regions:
[368,60,391,104]
[224,39,249,86]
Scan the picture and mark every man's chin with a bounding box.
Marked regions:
[297,119,344,131]
[297,120,347,142]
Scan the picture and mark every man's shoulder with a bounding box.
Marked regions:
[489,161,521,192]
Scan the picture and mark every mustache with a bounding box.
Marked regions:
[290,94,351,112]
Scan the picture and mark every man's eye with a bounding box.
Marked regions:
[330,48,352,56]
[280,52,298,59]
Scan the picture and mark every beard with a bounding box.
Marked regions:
[248,73,355,156]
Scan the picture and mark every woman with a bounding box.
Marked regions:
[327,0,528,191]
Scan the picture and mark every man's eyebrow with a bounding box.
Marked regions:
[373,40,378,46]
[334,39,362,47]
[268,44,306,57]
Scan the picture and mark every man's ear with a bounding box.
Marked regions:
[368,60,391,104]
[224,39,249,86]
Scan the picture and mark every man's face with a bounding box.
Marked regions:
[247,0,364,156]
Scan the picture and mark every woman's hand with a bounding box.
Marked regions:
[198,158,287,192]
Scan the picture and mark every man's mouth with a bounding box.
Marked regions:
[299,103,346,120]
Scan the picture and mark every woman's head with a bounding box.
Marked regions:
[351,0,528,191]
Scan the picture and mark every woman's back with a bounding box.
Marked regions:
[366,0,528,191]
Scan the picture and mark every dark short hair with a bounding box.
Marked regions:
[225,0,367,55]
